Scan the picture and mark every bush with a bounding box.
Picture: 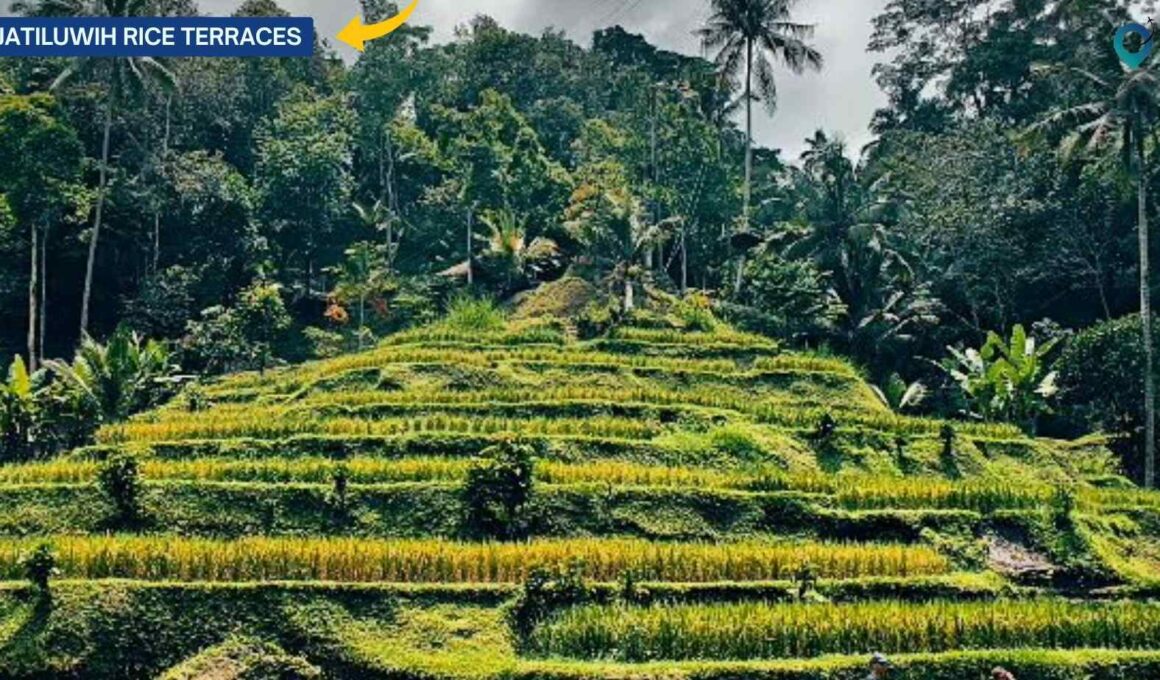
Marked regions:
[175,383,211,413]
[507,559,592,646]
[161,637,322,680]
[575,300,619,339]
[676,293,718,332]
[735,250,843,341]
[32,376,101,455]
[1057,315,1156,480]
[20,542,57,592]
[98,453,145,528]
[443,295,506,333]
[184,281,292,375]
[462,438,535,540]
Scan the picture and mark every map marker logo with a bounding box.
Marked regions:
[1115,22,1154,69]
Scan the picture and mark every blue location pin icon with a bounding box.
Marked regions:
[1116,23,1154,69]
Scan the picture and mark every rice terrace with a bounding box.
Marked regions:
[1,0,1160,678]
[0,292,1153,678]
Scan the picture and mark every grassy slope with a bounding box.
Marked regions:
[0,303,1156,679]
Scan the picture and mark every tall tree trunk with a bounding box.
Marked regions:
[648,87,658,272]
[681,221,688,296]
[39,223,47,362]
[80,98,114,338]
[358,293,366,351]
[1139,129,1156,489]
[385,126,398,273]
[378,126,387,206]
[153,96,172,274]
[27,220,38,372]
[466,208,474,285]
[733,39,753,297]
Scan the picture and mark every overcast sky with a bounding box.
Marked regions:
[7,0,890,158]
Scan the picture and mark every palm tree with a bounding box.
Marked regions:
[779,131,940,366]
[14,0,178,338]
[478,209,559,294]
[1029,60,1160,488]
[353,199,402,273]
[566,164,679,312]
[698,0,823,294]
[330,242,390,351]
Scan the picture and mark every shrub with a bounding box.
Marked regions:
[736,250,843,341]
[708,426,766,461]
[507,559,592,646]
[176,383,210,413]
[327,463,353,527]
[1056,314,1156,480]
[462,438,535,540]
[576,300,619,339]
[443,295,506,333]
[1052,485,1077,530]
[98,453,145,527]
[677,293,719,332]
[184,281,292,375]
[20,543,57,592]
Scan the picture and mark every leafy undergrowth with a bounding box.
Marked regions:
[159,637,321,680]
[0,311,1157,679]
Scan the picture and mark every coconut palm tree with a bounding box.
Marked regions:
[698,0,823,294]
[14,0,178,338]
[776,131,939,367]
[1029,59,1160,488]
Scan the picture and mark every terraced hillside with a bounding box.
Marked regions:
[0,306,1158,679]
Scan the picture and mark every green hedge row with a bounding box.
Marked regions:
[304,400,730,426]
[76,434,693,465]
[586,339,778,360]
[0,481,979,541]
[0,574,1006,606]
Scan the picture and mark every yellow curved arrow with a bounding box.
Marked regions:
[337,0,419,53]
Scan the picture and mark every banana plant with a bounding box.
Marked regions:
[0,356,36,460]
[871,373,927,413]
[943,324,1060,434]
